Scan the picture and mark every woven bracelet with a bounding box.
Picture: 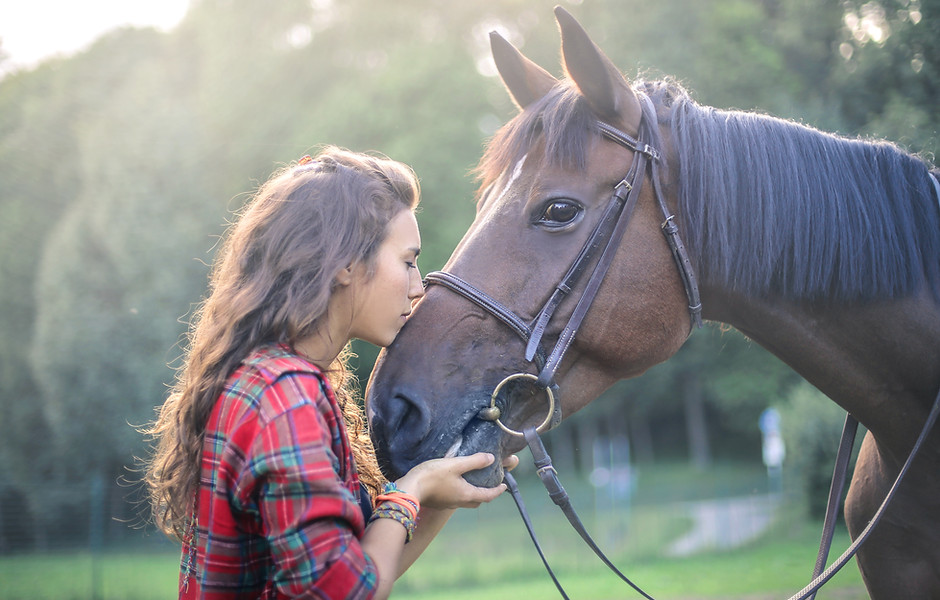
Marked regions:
[376,482,420,519]
[369,503,416,542]
[374,493,419,521]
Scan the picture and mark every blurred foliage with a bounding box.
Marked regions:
[575,324,802,465]
[778,381,858,519]
[0,0,936,546]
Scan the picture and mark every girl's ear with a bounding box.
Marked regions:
[334,265,355,287]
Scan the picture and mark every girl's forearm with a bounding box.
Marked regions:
[361,518,407,600]
[397,507,455,576]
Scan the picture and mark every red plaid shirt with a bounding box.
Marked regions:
[179,344,378,599]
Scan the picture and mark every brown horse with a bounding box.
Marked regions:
[366,7,940,598]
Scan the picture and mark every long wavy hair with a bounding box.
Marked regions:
[144,146,419,540]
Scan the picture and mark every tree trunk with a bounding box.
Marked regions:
[683,371,712,470]
[628,412,655,463]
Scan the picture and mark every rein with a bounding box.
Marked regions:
[507,385,940,600]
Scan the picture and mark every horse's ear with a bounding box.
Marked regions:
[555,6,642,127]
[490,31,557,111]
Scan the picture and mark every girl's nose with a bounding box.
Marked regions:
[409,269,425,300]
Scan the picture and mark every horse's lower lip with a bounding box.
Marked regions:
[444,436,463,458]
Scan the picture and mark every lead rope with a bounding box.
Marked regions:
[507,385,940,600]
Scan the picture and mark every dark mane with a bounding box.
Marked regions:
[653,81,940,302]
[479,78,940,303]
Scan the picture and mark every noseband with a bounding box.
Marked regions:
[424,95,702,433]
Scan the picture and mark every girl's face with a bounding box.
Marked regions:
[348,210,425,347]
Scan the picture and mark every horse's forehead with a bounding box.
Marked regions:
[495,154,528,202]
[477,153,529,214]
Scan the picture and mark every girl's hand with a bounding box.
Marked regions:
[395,452,509,509]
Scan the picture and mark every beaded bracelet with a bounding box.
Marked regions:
[380,481,415,498]
[369,503,416,542]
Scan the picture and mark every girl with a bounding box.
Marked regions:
[144,147,511,599]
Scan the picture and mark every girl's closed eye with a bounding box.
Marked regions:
[405,249,420,270]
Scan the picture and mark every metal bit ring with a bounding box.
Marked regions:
[484,373,555,437]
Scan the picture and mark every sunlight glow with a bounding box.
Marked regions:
[471,19,523,78]
[840,0,926,66]
[0,0,188,69]
[843,2,890,45]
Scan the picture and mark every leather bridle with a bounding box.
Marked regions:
[420,94,940,599]
[421,95,701,599]
[424,95,702,436]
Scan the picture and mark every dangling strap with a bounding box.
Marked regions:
[504,472,570,600]
[786,386,940,600]
[513,426,657,599]
[807,413,858,600]
[507,385,939,600]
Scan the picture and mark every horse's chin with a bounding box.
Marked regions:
[375,408,510,488]
[461,456,504,487]
[451,418,522,487]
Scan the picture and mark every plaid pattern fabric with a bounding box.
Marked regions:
[180,344,377,599]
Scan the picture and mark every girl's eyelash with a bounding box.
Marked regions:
[406,262,417,269]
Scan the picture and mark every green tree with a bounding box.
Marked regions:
[596,326,801,467]
[779,381,855,518]
[26,27,217,536]
[0,47,101,542]
[1,0,936,548]
[836,0,939,156]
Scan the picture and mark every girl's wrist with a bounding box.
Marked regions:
[392,473,422,502]
[370,481,422,543]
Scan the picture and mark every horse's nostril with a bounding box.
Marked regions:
[370,391,432,480]
[382,392,431,447]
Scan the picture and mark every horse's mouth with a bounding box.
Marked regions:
[445,405,535,487]
[372,398,508,487]
[372,391,532,488]
[446,418,505,487]
[444,436,463,458]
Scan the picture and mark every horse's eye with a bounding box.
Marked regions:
[538,200,582,227]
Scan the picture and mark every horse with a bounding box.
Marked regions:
[365,7,940,598]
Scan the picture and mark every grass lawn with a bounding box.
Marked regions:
[0,547,180,600]
[0,525,866,600]
[393,526,868,599]
[0,463,868,599]
[392,477,867,600]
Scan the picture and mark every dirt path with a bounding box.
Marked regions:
[666,494,783,557]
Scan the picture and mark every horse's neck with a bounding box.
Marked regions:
[702,286,940,462]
